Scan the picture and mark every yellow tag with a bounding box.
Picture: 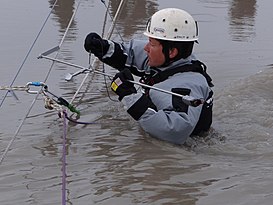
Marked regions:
[111,82,118,91]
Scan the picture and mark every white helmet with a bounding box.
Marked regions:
[144,8,198,42]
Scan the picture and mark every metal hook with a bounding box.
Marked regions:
[26,82,47,94]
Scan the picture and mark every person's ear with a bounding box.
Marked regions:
[169,48,178,59]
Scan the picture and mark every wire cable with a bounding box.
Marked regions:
[0,0,82,165]
[0,0,58,108]
[69,0,127,104]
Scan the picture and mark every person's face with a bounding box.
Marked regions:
[144,37,165,67]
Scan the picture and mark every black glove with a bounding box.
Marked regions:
[111,68,137,101]
[84,32,109,59]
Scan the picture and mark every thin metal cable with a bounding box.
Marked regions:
[105,0,126,40]
[70,0,126,104]
[101,0,124,41]
[58,0,80,47]
[0,0,58,108]
[0,0,82,165]
[101,1,119,102]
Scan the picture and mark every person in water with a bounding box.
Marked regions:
[84,8,214,145]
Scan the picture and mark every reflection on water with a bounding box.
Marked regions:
[228,0,257,42]
[83,126,210,204]
[2,0,273,204]
[108,0,158,38]
[48,0,77,40]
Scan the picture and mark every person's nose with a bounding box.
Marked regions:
[144,43,149,53]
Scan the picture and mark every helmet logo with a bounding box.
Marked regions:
[153,27,165,34]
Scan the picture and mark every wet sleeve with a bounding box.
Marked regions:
[138,108,201,145]
[101,40,127,70]
[121,92,202,145]
[102,39,149,75]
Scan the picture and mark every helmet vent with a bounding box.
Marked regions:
[162,18,166,22]
[174,28,178,32]
[185,20,188,24]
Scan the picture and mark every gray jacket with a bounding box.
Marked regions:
[104,39,213,144]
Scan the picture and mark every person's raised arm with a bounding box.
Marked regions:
[84,32,127,69]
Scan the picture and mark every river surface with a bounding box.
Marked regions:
[1,0,273,204]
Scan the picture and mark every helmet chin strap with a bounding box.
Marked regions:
[160,40,172,67]
[158,39,195,67]
[161,43,181,67]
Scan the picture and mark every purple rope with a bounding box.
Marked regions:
[62,110,67,205]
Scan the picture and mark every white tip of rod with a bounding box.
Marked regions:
[65,73,73,81]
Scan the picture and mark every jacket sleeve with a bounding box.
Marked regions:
[101,39,149,76]
[121,93,203,145]
[138,107,201,145]
[121,73,209,145]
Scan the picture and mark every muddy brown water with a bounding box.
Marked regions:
[1,0,273,204]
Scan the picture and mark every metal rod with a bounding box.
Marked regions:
[39,55,86,70]
[104,0,126,39]
[69,0,127,103]
[38,56,203,106]
[38,46,60,57]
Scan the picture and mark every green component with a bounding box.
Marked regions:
[67,104,80,115]
[57,97,80,115]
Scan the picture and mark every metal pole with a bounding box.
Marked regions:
[38,55,203,107]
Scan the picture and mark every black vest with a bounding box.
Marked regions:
[140,60,214,135]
